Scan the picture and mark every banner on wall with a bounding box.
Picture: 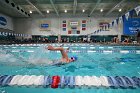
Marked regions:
[39,20,51,31]
[99,22,110,31]
[0,13,13,30]
[123,18,140,35]
[0,16,7,26]
[98,19,111,31]
[62,20,67,31]
[68,20,80,34]
[82,20,86,31]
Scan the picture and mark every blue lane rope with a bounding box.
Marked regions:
[0,75,139,89]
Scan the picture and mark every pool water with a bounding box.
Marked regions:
[0,44,140,93]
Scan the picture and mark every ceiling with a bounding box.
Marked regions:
[0,0,139,18]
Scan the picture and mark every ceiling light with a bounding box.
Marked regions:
[64,10,67,13]
[119,9,122,12]
[47,10,49,13]
[82,9,85,12]
[29,10,32,14]
[100,9,103,12]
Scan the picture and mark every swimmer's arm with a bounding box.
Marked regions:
[47,45,63,51]
[47,45,69,60]
[47,46,69,53]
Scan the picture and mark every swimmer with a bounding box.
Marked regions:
[46,45,77,64]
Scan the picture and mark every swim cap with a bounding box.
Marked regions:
[71,56,78,61]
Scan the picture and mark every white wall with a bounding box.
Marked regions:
[14,16,123,36]
[0,13,13,30]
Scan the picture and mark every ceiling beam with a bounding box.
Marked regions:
[25,0,44,17]
[73,0,77,15]
[0,0,29,17]
[89,0,101,16]
[50,0,59,16]
[105,0,126,16]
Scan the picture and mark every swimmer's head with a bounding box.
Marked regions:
[70,56,78,62]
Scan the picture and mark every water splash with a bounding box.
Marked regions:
[0,46,60,75]
[27,45,53,66]
[0,49,20,64]
[0,45,51,67]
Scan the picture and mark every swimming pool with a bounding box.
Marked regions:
[0,44,140,93]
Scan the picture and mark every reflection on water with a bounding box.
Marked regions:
[64,65,97,73]
[116,57,136,62]
[64,65,78,72]
[80,65,95,69]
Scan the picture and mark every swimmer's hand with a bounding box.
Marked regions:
[47,45,54,50]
